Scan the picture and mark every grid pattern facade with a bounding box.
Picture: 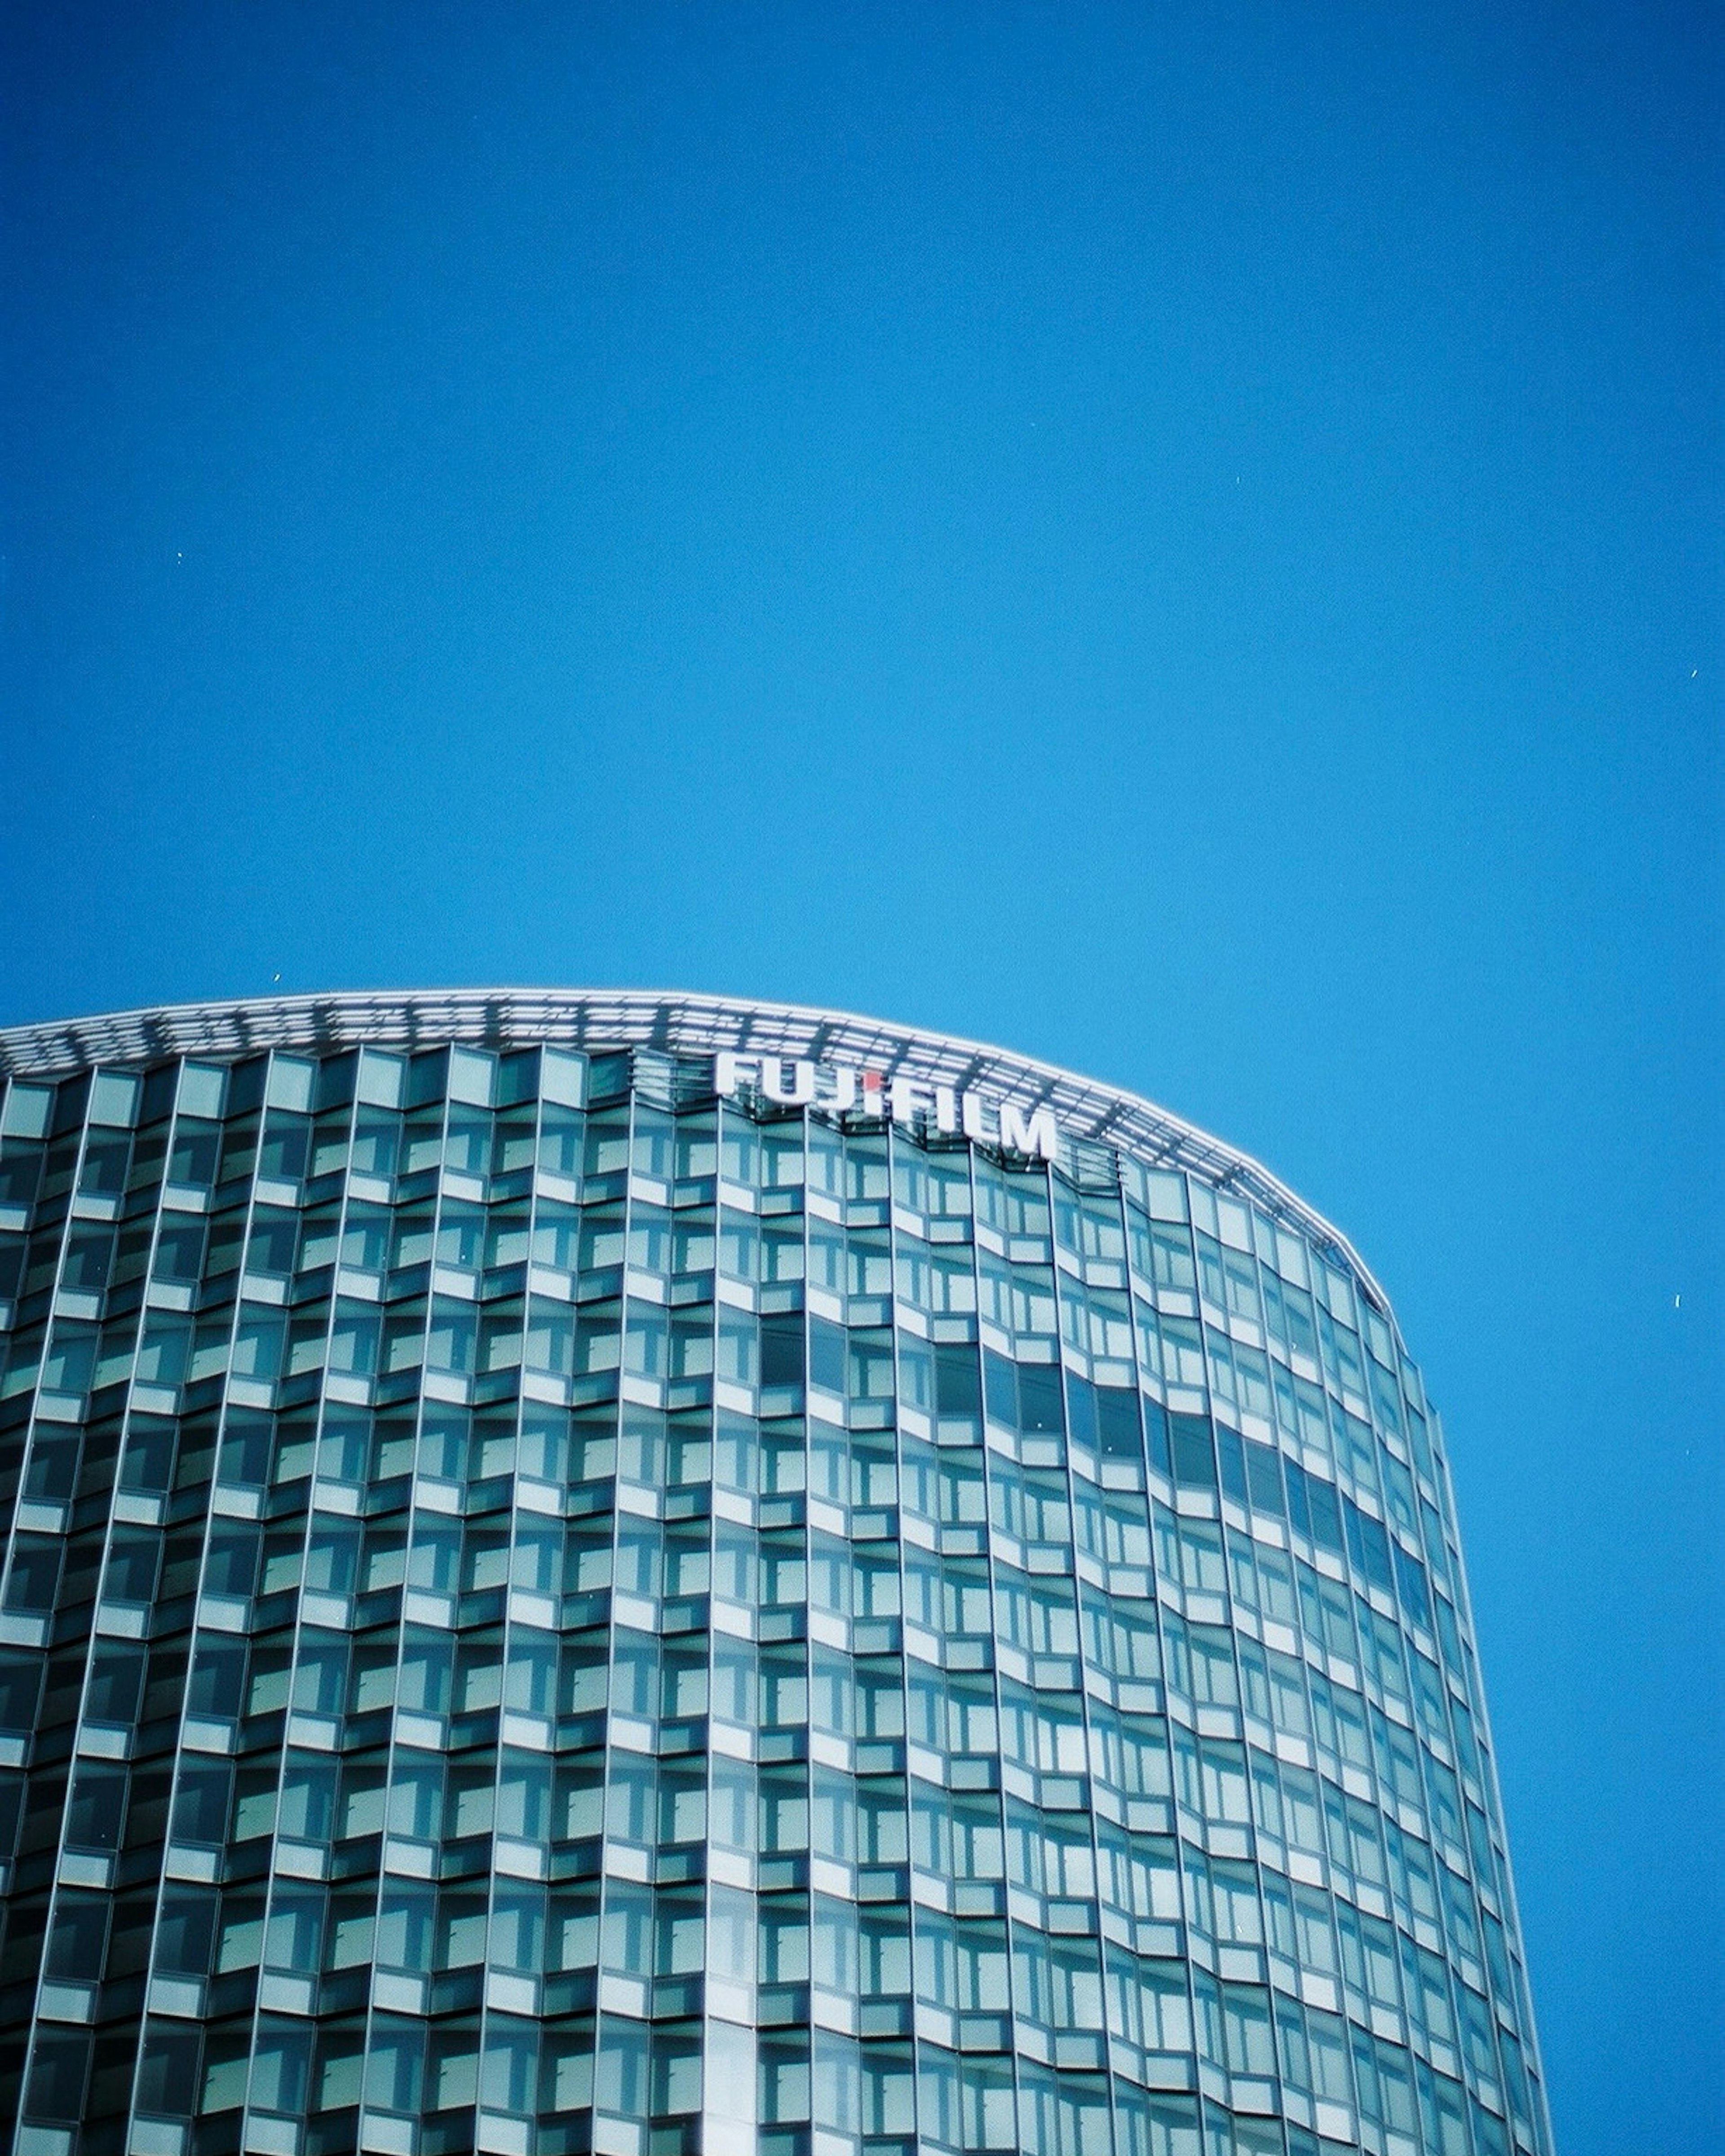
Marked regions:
[0,996,1552,2156]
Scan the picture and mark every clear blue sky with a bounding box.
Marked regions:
[2,4,1719,2146]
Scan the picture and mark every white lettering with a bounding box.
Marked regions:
[761,1058,815,1106]
[999,1100,1060,1161]
[712,1052,1060,1154]
[961,1092,997,1144]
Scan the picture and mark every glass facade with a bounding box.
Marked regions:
[0,993,1552,2156]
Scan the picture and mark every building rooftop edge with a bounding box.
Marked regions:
[0,987,1397,1329]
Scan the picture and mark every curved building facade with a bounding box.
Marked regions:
[0,992,1551,2156]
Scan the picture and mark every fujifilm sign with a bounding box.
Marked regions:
[713,1052,1060,1161]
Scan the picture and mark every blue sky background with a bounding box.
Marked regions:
[2,3,1720,2145]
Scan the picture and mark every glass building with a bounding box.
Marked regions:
[0,992,1552,2156]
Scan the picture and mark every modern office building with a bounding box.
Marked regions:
[0,992,1552,2156]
